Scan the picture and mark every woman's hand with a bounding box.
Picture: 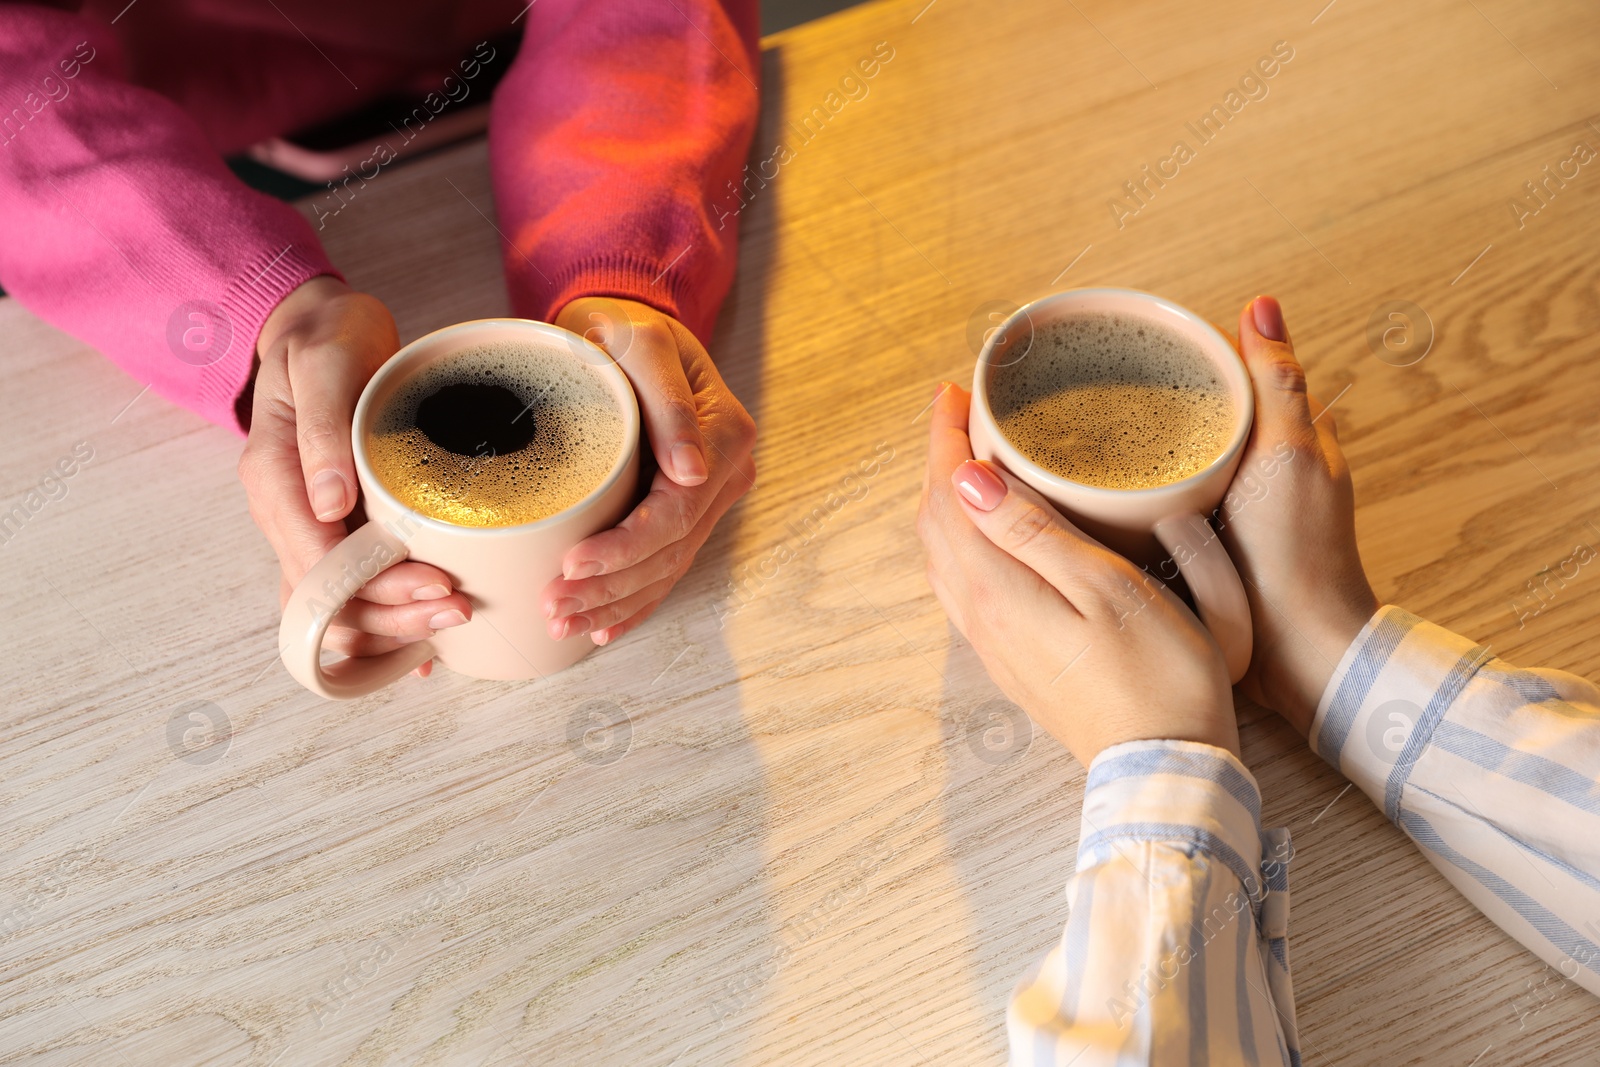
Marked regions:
[238,277,473,677]
[541,297,756,646]
[918,382,1238,767]
[1216,296,1378,736]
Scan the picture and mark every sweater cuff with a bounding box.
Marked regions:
[534,250,696,340]
[196,243,342,437]
[1308,605,1493,822]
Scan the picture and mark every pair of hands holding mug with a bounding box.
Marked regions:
[919,296,1379,765]
[238,278,756,675]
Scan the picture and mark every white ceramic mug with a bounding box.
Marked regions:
[968,288,1254,682]
[278,318,641,699]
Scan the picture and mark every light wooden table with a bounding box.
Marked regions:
[4,0,1599,1063]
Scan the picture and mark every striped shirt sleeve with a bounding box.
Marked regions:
[1008,740,1300,1066]
[1310,605,1600,997]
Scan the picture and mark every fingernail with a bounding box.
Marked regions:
[310,470,348,521]
[671,442,708,484]
[560,616,591,639]
[412,584,450,601]
[428,609,468,629]
[565,559,604,581]
[952,461,1006,511]
[1252,296,1286,343]
[933,380,951,400]
[546,597,581,620]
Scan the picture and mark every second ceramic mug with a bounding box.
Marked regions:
[278,318,641,700]
[967,287,1254,682]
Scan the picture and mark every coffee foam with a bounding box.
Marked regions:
[989,312,1235,489]
[367,341,624,527]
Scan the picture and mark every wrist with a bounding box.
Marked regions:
[1277,593,1378,736]
[257,275,350,359]
[1077,708,1241,768]
[554,296,681,334]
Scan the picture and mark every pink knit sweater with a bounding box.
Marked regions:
[0,0,759,434]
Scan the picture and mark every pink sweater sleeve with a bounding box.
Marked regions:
[0,5,339,436]
[487,0,760,343]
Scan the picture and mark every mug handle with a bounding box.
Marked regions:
[277,520,436,700]
[1152,513,1253,684]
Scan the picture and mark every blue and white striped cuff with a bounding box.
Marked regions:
[1310,605,1491,822]
[1081,740,1284,909]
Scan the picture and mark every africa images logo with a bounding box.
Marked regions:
[166,301,234,367]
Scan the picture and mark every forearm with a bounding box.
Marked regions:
[486,0,759,342]
[0,4,337,435]
[1311,606,1600,995]
[1009,741,1299,1066]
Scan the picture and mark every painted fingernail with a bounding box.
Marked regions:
[1252,296,1286,343]
[412,584,450,601]
[428,609,468,629]
[671,442,708,485]
[546,597,582,620]
[952,461,1006,511]
[310,470,348,521]
[565,559,604,581]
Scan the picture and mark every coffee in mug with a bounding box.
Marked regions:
[367,342,625,528]
[987,312,1236,490]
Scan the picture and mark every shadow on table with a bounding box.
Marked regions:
[934,627,1087,1058]
[440,42,787,1067]
[468,97,785,1067]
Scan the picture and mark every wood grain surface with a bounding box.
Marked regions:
[3,0,1599,1063]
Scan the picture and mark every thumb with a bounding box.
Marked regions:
[289,342,375,522]
[1237,295,1316,446]
[561,298,708,487]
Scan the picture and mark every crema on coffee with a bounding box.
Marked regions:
[988,312,1235,489]
[367,342,623,527]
